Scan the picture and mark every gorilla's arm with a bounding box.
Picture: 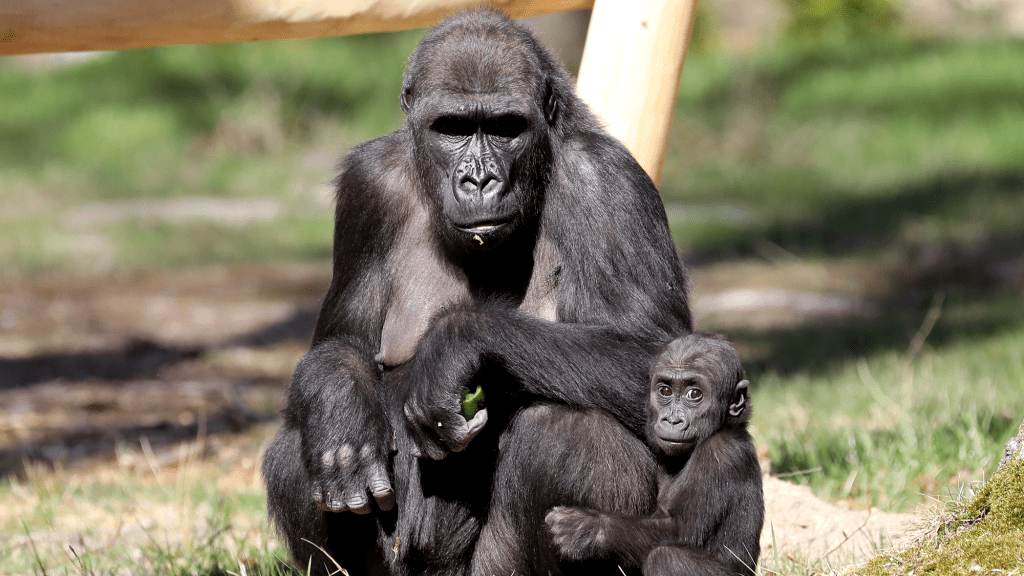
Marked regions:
[284,337,395,514]
[278,136,410,514]
[544,507,743,575]
[403,307,657,458]
[544,506,677,567]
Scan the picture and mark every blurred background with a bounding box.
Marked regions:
[2,0,1023,572]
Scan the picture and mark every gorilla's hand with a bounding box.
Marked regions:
[403,402,489,460]
[403,311,490,459]
[291,340,395,514]
[544,506,610,561]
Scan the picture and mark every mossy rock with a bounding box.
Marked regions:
[998,421,1024,472]
[852,421,1024,576]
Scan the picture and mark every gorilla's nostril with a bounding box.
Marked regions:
[479,176,504,196]
[456,176,480,199]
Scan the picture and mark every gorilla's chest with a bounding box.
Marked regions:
[377,229,560,367]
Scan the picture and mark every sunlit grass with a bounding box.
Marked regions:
[0,424,292,575]
[749,325,1024,511]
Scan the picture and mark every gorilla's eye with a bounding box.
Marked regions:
[431,116,477,138]
[658,384,673,397]
[485,115,527,141]
[685,388,703,402]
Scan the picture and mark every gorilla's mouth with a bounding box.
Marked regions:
[456,220,509,236]
[657,430,695,446]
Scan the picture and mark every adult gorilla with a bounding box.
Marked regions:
[262,9,693,576]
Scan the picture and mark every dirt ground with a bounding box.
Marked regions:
[0,262,914,570]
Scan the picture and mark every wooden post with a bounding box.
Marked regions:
[576,0,700,185]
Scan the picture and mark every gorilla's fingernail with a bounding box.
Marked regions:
[374,488,396,512]
[348,497,371,514]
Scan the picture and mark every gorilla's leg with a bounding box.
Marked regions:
[263,424,384,576]
[472,404,658,576]
[642,546,735,576]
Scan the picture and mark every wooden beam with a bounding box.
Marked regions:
[576,0,699,185]
[0,0,594,56]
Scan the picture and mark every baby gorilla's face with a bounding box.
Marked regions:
[648,371,719,456]
[646,334,748,458]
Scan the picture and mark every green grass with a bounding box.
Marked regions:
[0,32,422,272]
[6,486,295,576]
[0,34,420,167]
[1,430,298,576]
[664,37,1024,254]
[751,325,1024,511]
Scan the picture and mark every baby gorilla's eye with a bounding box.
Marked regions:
[658,384,673,397]
[685,388,703,401]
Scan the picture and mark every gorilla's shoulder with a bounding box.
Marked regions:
[556,128,661,203]
[334,129,418,207]
[339,129,413,174]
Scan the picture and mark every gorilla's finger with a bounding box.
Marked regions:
[450,408,488,452]
[403,402,435,434]
[368,461,395,511]
[404,402,454,460]
[406,423,446,459]
[311,486,330,511]
[332,444,358,508]
[313,484,349,513]
[345,488,371,515]
[422,438,450,460]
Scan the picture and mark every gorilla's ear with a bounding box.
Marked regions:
[400,87,413,114]
[729,380,749,419]
[543,80,559,125]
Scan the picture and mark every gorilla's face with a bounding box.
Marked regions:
[402,33,554,253]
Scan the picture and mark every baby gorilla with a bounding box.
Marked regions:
[545,333,764,575]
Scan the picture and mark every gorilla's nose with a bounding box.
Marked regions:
[454,154,507,203]
[457,173,504,199]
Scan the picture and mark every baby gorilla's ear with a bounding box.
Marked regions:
[728,380,750,419]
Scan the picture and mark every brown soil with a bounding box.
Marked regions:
[0,263,912,568]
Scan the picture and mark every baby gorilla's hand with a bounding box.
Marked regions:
[544,506,610,561]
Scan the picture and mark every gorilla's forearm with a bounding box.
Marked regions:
[283,336,396,514]
[415,304,658,432]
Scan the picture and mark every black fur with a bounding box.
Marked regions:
[262,9,692,576]
[545,334,765,575]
